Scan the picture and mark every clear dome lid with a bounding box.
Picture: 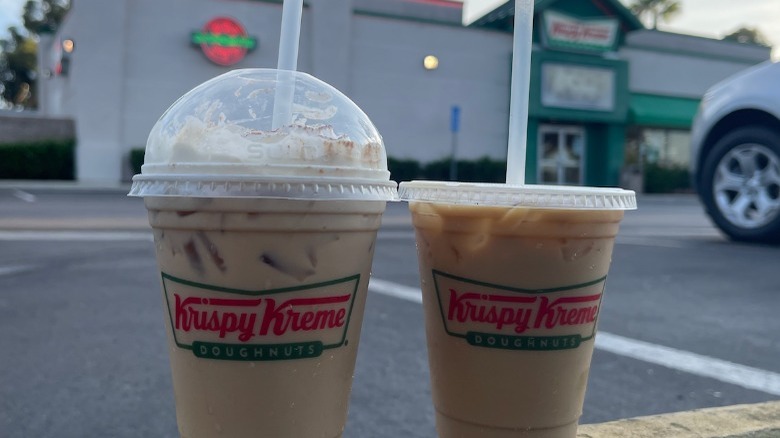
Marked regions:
[130,69,397,200]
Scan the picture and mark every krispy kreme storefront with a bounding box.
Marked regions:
[468,0,638,187]
[466,0,768,188]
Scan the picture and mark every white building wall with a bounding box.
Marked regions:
[52,0,129,184]
[51,0,515,181]
[621,48,765,98]
[42,10,74,116]
[350,15,512,162]
[620,30,770,98]
[39,14,76,118]
[310,0,353,93]
[42,2,771,183]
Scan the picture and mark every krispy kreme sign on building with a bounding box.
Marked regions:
[161,273,360,361]
[542,11,619,53]
[432,270,607,351]
[191,17,258,66]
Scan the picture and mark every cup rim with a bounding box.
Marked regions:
[398,181,636,210]
[129,174,399,201]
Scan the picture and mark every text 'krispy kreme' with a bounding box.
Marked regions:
[551,22,610,41]
[160,273,360,361]
[433,271,608,351]
[446,289,601,334]
[174,293,349,341]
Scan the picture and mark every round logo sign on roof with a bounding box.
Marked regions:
[191,17,258,66]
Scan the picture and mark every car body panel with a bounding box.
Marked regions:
[690,61,780,182]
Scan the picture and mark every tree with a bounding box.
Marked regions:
[0,27,38,108]
[0,0,70,109]
[629,0,681,29]
[723,27,771,47]
[23,0,71,35]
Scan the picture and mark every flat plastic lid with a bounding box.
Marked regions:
[399,181,636,210]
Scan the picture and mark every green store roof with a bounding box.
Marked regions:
[468,0,644,32]
[629,93,701,128]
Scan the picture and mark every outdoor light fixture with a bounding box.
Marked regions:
[62,39,75,53]
[423,55,439,70]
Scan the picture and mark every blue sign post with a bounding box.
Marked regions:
[451,105,460,133]
[450,105,460,180]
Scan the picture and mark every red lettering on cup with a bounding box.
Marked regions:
[446,289,600,333]
[174,293,351,342]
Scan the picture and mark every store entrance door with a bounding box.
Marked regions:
[538,125,585,185]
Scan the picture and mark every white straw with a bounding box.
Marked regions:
[506,0,534,185]
[272,0,304,130]
[276,0,304,71]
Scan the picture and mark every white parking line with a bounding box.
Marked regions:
[0,265,37,277]
[0,231,153,241]
[369,278,422,303]
[377,230,415,240]
[595,332,780,396]
[368,277,780,397]
[11,190,37,203]
[616,236,688,248]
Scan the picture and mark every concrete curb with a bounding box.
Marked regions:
[0,218,149,230]
[577,401,780,438]
[0,180,132,195]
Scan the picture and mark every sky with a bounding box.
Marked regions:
[0,0,23,34]
[618,0,780,59]
[0,0,778,58]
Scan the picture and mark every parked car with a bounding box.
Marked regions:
[690,61,780,243]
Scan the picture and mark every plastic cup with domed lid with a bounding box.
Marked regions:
[398,181,635,438]
[129,69,396,438]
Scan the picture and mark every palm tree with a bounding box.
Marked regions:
[723,27,771,46]
[629,0,682,29]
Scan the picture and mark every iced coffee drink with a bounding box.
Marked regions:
[400,182,636,438]
[130,69,397,438]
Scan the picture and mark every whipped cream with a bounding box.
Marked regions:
[145,116,385,175]
[140,69,389,181]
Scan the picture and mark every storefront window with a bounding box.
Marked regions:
[624,127,693,193]
[538,125,585,185]
[626,127,691,167]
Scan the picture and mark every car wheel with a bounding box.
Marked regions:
[700,126,780,243]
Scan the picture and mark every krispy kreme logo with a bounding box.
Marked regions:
[433,270,607,351]
[161,273,359,361]
[542,11,618,52]
[191,17,257,66]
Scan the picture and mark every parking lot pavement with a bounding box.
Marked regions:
[0,190,778,437]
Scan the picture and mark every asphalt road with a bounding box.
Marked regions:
[0,187,778,438]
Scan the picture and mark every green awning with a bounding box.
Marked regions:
[629,93,701,129]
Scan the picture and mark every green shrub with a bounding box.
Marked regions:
[0,139,75,180]
[124,152,509,183]
[467,157,508,183]
[130,148,145,175]
[421,156,507,183]
[387,157,421,182]
[419,158,450,181]
[644,162,692,193]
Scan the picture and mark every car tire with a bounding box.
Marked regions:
[700,126,780,243]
